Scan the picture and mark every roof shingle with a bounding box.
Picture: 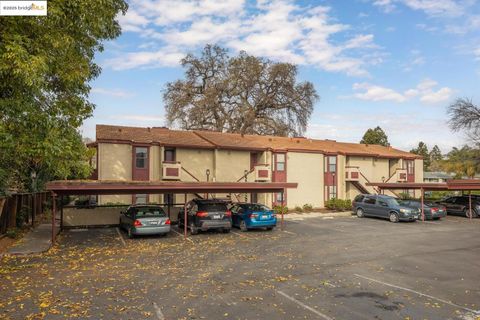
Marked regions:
[95,124,420,159]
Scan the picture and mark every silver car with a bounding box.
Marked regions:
[119,205,171,238]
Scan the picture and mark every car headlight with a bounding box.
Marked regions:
[399,208,411,214]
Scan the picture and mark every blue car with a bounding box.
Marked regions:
[230,203,277,231]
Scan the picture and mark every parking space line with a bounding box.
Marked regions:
[152,302,165,320]
[231,230,251,238]
[277,290,334,320]
[171,229,195,243]
[115,227,126,247]
[282,230,296,235]
[354,274,480,315]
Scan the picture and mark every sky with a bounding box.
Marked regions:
[82,0,480,153]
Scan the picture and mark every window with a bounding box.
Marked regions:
[164,148,176,162]
[364,197,376,204]
[276,192,285,203]
[324,156,337,173]
[354,195,365,203]
[275,154,285,171]
[378,200,388,207]
[406,160,414,174]
[325,185,337,200]
[136,207,167,218]
[135,194,147,204]
[135,147,148,168]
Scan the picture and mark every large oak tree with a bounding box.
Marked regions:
[164,45,318,137]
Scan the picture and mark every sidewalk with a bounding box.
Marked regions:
[284,211,354,221]
[5,224,59,255]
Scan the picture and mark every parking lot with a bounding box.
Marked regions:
[1,215,479,320]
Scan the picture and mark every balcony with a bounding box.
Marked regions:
[254,165,271,182]
[345,166,360,181]
[396,168,408,182]
[162,161,181,180]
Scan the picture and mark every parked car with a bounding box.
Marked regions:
[119,205,171,238]
[178,199,231,234]
[400,200,447,220]
[230,203,277,231]
[435,196,480,218]
[353,194,420,222]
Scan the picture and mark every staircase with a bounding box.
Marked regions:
[351,181,370,194]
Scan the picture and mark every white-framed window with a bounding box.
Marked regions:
[135,147,148,168]
[135,194,147,204]
[276,154,285,171]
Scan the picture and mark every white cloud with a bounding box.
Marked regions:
[402,49,425,72]
[90,88,134,98]
[104,48,184,70]
[401,0,465,17]
[420,87,453,103]
[373,0,468,17]
[353,82,407,102]
[373,0,396,12]
[108,0,381,76]
[352,78,453,104]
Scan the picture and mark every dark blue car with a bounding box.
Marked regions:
[230,203,277,231]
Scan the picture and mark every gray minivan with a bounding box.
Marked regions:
[353,194,420,223]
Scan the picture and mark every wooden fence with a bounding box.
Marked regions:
[0,192,50,234]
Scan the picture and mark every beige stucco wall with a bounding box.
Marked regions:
[98,143,133,204]
[149,146,161,203]
[173,148,215,204]
[63,207,127,226]
[413,159,424,197]
[287,152,324,208]
[346,156,396,198]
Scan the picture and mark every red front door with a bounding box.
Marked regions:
[405,160,415,182]
[324,155,337,200]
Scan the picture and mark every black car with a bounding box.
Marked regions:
[436,196,480,218]
[178,199,232,234]
[400,200,447,220]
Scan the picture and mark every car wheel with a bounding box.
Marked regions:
[356,208,364,218]
[127,228,134,239]
[222,228,231,233]
[190,222,198,235]
[239,220,248,232]
[389,212,399,223]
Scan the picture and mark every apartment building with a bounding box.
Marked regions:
[90,125,423,208]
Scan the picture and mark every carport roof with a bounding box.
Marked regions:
[367,179,480,190]
[46,180,298,195]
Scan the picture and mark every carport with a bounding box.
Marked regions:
[367,179,480,221]
[46,180,298,243]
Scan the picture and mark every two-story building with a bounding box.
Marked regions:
[89,125,423,208]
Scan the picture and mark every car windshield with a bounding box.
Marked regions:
[242,204,270,212]
[135,207,166,218]
[198,202,227,211]
[385,198,401,206]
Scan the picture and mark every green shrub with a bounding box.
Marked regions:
[16,207,29,227]
[294,206,303,212]
[398,192,413,200]
[325,199,352,211]
[6,228,20,239]
[273,205,288,215]
[302,204,313,212]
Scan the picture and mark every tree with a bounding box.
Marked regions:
[410,141,430,171]
[442,146,480,178]
[428,145,443,171]
[360,126,390,147]
[0,0,128,194]
[164,44,318,137]
[448,98,480,141]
